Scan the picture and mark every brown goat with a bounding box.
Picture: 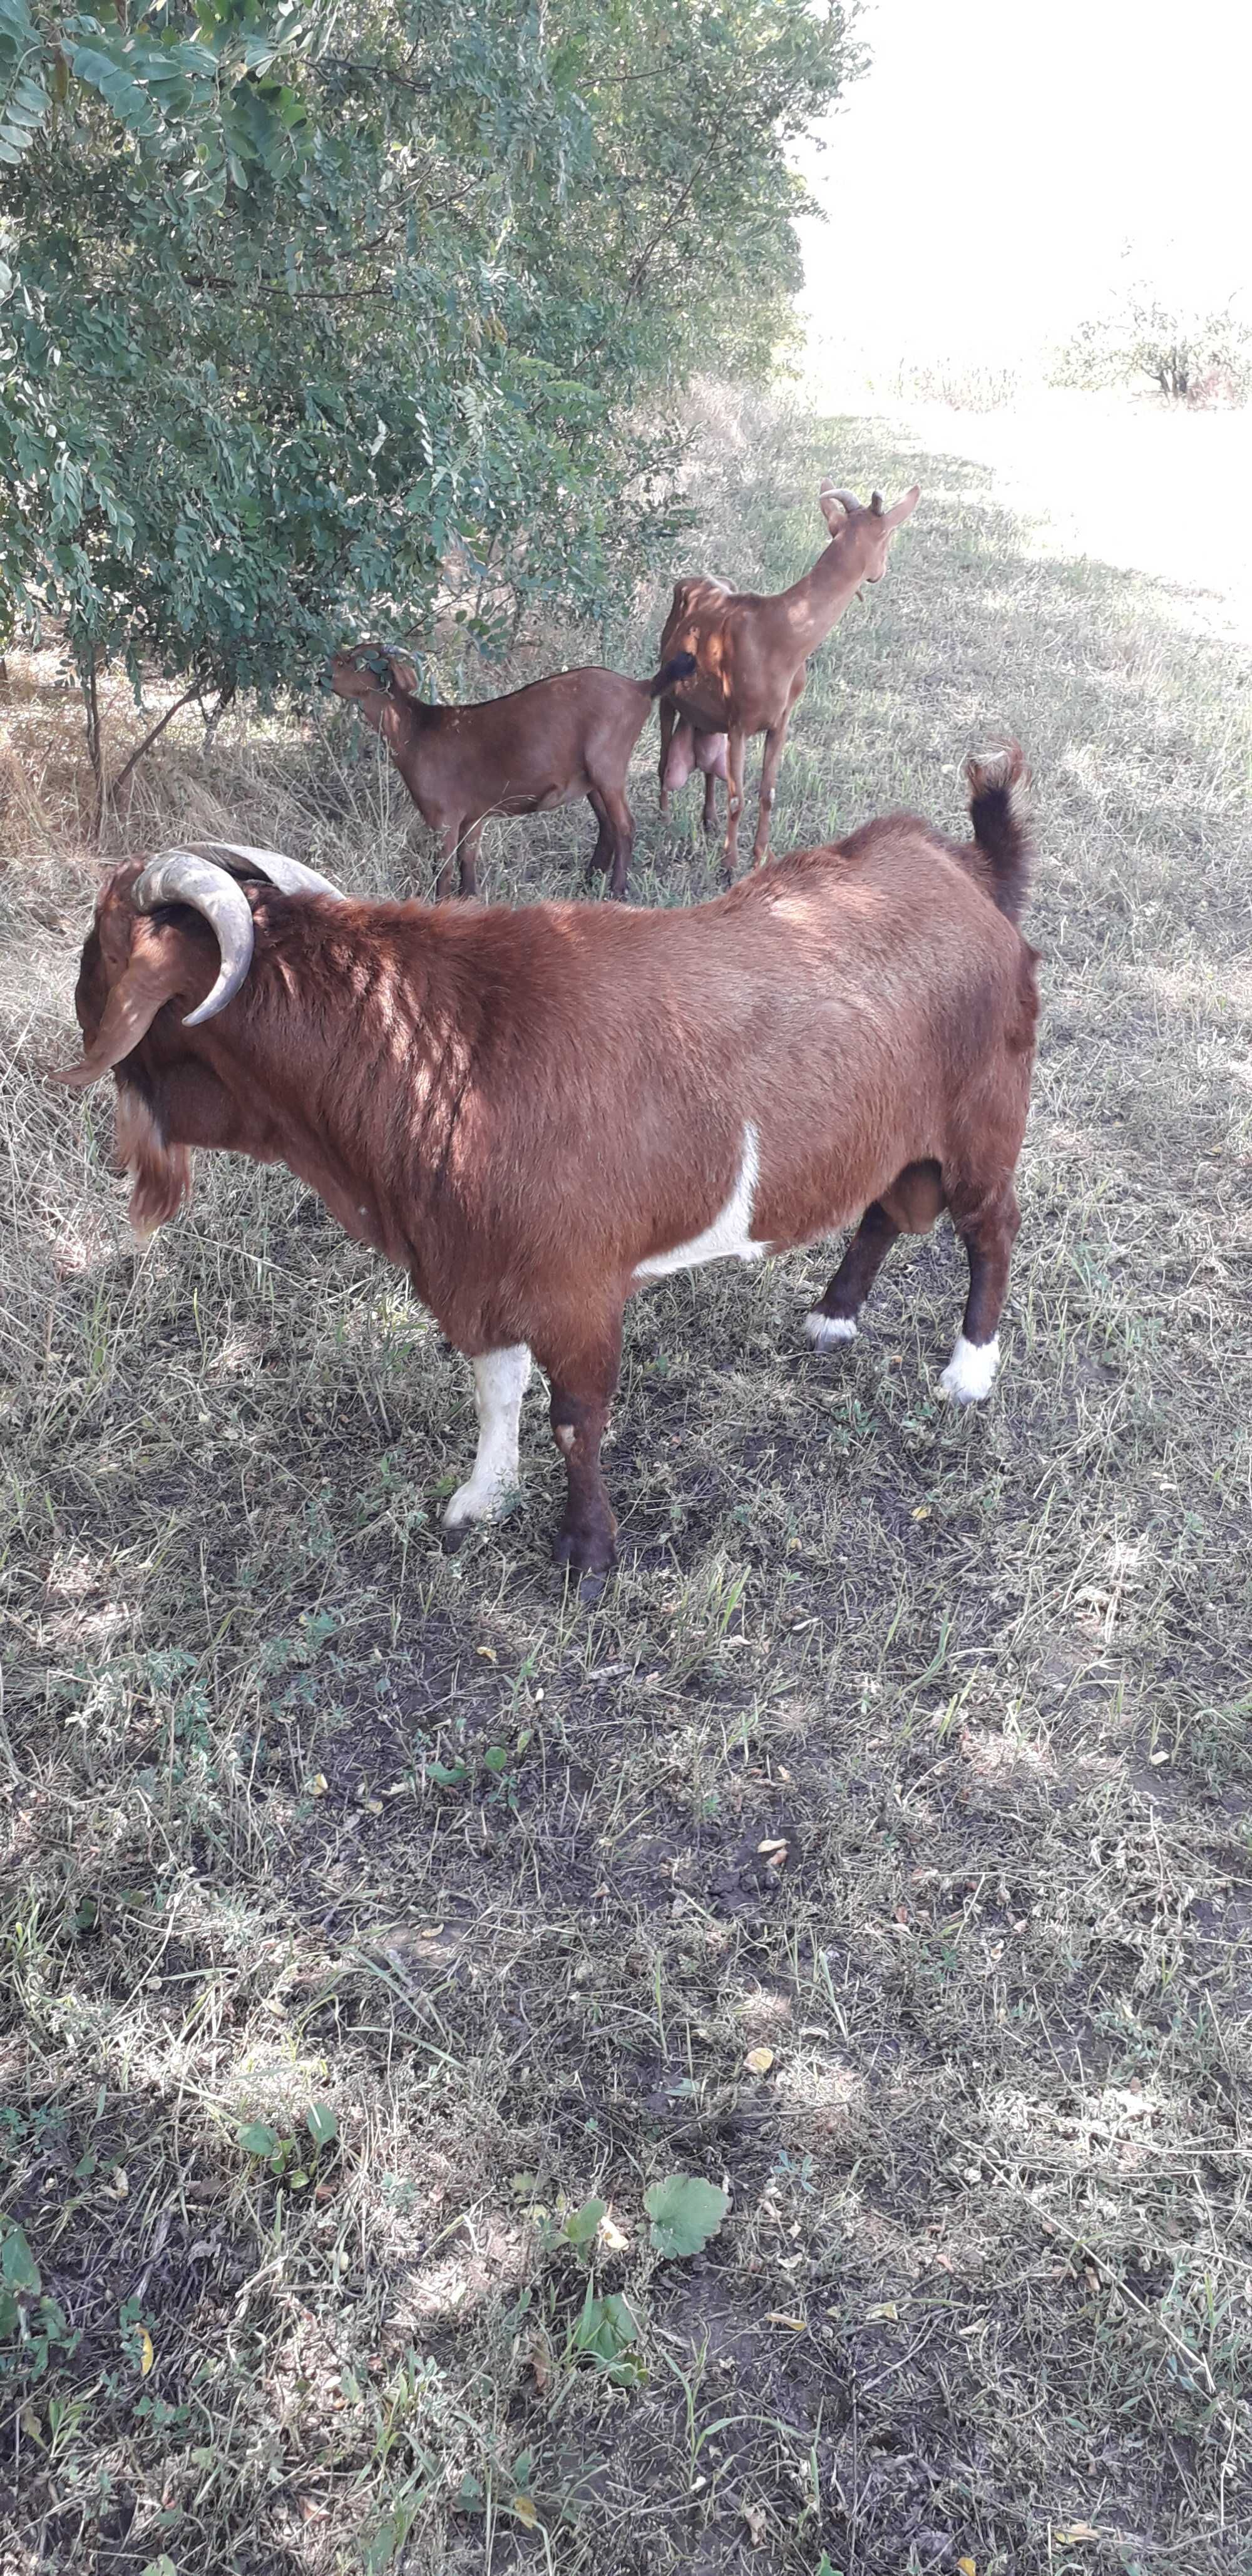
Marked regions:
[329,643,696,901]
[657,481,921,875]
[54,755,1038,1583]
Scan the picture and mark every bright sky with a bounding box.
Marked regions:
[795,0,1252,363]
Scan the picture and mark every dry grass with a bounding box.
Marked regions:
[2,389,1252,2576]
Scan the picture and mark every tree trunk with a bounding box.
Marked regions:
[83,652,105,843]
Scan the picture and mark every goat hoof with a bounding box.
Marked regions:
[577,1569,609,1607]
[552,1523,616,1580]
[440,1522,469,1555]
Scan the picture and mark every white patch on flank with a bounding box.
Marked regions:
[443,1346,531,1528]
[804,1311,857,1349]
[635,1123,764,1280]
[939,1332,1000,1403]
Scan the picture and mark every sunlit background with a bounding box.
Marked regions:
[791,0,1252,623]
[796,0,1250,369]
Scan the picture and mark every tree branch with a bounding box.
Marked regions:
[105,679,205,809]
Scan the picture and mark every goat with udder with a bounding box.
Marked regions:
[329,643,696,902]
[54,755,1038,1583]
[657,481,921,876]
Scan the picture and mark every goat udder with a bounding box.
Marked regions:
[663,722,697,791]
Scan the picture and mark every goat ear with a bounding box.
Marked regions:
[883,484,921,531]
[52,934,190,1091]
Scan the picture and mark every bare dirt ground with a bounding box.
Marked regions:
[2,389,1251,2575]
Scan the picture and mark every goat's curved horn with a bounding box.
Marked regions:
[198,841,346,902]
[132,851,256,1029]
[821,485,863,513]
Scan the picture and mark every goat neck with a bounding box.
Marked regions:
[773,526,870,657]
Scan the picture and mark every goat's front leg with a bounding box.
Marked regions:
[534,1306,624,1578]
[443,1346,532,1537]
[752,715,791,866]
[722,728,747,881]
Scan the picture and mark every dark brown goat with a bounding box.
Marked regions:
[329,643,696,900]
[55,758,1039,1580]
[657,481,920,874]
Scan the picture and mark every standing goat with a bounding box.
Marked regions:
[329,643,695,901]
[55,752,1037,1583]
[657,481,920,875]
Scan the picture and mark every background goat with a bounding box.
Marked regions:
[657,481,921,875]
[55,752,1037,1583]
[329,643,695,901]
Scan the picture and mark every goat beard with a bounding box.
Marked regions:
[114,1084,194,1239]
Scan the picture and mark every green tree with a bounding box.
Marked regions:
[0,0,860,819]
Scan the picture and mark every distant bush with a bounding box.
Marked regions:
[1054,279,1252,408]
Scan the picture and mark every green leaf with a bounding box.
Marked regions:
[305,2102,338,2149]
[562,2195,605,2246]
[644,2174,729,2259]
[572,2288,642,2381]
[1,2224,41,2295]
[237,2120,279,2158]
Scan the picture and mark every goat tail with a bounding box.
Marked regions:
[648,650,697,698]
[964,740,1032,925]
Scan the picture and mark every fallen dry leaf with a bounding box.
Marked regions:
[958,2558,977,2576]
[757,1837,787,1856]
[137,2326,154,2378]
[865,2299,899,2323]
[476,1645,496,1662]
[512,2495,540,2530]
[1054,2526,1099,2545]
[309,1774,328,1797]
[743,2047,775,2076]
[742,2500,770,2547]
[764,2311,806,2331]
[911,1503,931,1520]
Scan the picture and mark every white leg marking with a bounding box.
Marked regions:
[443,1346,531,1528]
[939,1332,1000,1403]
[804,1310,858,1349]
[635,1124,764,1280]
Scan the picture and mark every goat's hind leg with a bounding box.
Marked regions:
[806,1161,943,1351]
[585,790,613,886]
[658,698,675,817]
[939,1180,1021,1403]
[806,1202,901,1350]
